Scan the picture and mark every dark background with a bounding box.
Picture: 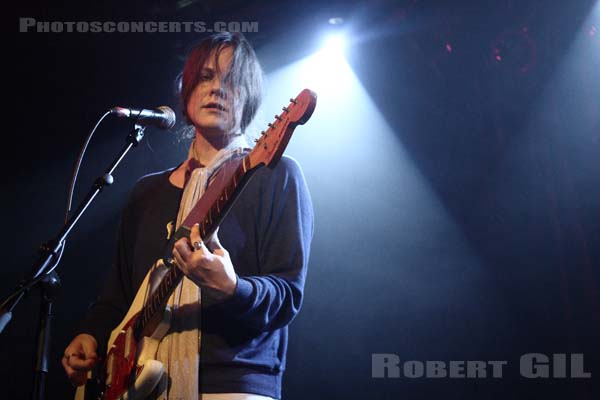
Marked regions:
[2,0,599,399]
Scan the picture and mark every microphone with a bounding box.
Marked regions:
[110,106,176,129]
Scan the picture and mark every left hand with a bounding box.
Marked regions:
[173,223,237,301]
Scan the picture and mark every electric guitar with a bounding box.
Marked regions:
[75,89,317,400]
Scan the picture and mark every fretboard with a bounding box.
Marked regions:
[133,154,256,339]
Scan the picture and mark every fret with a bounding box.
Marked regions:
[138,263,177,332]
[210,210,215,225]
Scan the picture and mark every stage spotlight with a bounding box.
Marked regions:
[322,34,347,56]
[328,17,344,26]
[302,34,351,94]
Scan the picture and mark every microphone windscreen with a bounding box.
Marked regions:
[157,106,176,129]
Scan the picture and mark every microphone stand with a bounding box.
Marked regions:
[0,124,146,400]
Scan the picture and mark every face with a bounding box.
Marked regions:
[186,46,245,139]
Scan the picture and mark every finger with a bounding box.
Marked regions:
[61,354,71,372]
[69,354,97,371]
[70,359,97,372]
[62,357,85,386]
[190,224,209,254]
[190,223,201,244]
[206,227,219,247]
[174,237,193,261]
[207,231,226,256]
[191,239,208,254]
[173,248,188,274]
[62,346,82,365]
[210,240,227,257]
[62,354,94,384]
[205,226,218,245]
[80,339,98,361]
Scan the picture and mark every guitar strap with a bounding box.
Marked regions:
[151,134,250,400]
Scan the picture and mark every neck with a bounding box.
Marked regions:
[192,129,240,165]
[170,128,245,189]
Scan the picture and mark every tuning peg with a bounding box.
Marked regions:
[289,98,297,104]
[254,138,260,143]
[260,130,266,135]
[282,106,289,112]
[274,115,282,121]
[268,123,274,128]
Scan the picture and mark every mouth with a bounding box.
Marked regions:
[203,102,227,112]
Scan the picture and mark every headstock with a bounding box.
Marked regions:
[247,88,317,169]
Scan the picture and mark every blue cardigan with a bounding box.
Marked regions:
[77,155,314,399]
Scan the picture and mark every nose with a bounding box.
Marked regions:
[209,77,227,100]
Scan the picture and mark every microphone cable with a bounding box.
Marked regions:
[0,110,112,310]
[46,110,112,277]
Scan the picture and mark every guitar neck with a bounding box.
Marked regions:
[133,154,259,339]
[131,88,317,340]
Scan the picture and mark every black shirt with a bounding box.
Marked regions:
[77,155,314,399]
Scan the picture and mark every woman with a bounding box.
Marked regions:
[62,32,314,400]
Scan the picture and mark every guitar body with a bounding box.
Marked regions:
[76,264,172,400]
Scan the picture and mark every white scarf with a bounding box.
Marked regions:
[153,135,249,399]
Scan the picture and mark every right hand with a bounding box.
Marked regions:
[62,333,99,386]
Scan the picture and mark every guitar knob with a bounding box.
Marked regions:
[282,106,289,112]
[289,98,297,104]
[274,115,282,121]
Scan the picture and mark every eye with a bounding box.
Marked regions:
[199,70,213,81]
